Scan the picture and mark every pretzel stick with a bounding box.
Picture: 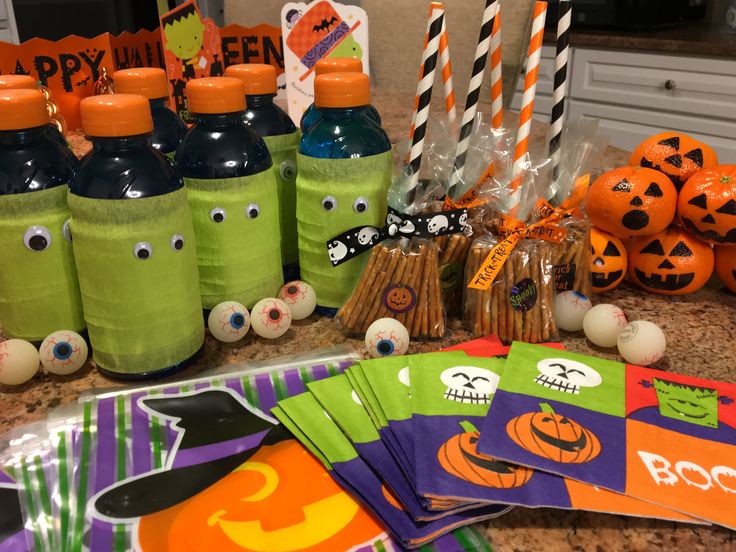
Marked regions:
[541,245,554,342]
[490,272,499,338]
[375,249,410,322]
[441,234,461,265]
[467,246,482,337]
[522,246,533,342]
[420,245,432,337]
[432,245,445,337]
[496,245,507,344]
[530,246,541,343]
[345,245,391,330]
[397,248,420,327]
[338,245,382,327]
[406,244,427,336]
[506,250,516,343]
[514,250,525,341]
[362,247,401,332]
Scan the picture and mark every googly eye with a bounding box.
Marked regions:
[279,159,296,180]
[62,219,72,242]
[133,242,153,260]
[23,226,52,252]
[353,196,369,213]
[246,203,260,219]
[365,318,410,358]
[209,207,226,223]
[321,196,337,211]
[170,234,185,251]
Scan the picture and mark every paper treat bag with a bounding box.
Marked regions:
[280,0,369,124]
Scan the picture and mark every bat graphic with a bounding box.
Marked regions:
[313,16,338,32]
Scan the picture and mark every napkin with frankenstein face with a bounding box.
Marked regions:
[307,374,481,521]
[273,391,511,548]
[409,352,696,521]
[478,342,733,526]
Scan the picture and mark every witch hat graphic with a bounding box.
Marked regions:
[93,388,286,520]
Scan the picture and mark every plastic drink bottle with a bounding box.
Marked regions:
[113,67,187,158]
[0,88,84,342]
[69,94,203,379]
[176,77,283,309]
[300,57,381,134]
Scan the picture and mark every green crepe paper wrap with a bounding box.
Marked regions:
[0,186,84,341]
[263,131,300,268]
[296,151,392,308]
[185,171,283,309]
[67,188,204,375]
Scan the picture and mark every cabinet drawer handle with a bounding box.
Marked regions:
[664,79,677,90]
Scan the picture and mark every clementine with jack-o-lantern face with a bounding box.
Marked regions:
[140,439,383,552]
[714,245,736,293]
[590,228,627,292]
[627,227,714,295]
[586,166,677,238]
[677,165,736,246]
[630,132,718,192]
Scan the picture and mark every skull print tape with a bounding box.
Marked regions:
[326,207,469,266]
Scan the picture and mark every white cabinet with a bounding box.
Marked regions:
[511,45,736,162]
[0,0,18,43]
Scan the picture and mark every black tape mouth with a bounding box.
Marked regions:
[592,270,623,289]
[634,269,694,291]
[622,210,649,231]
[682,217,736,244]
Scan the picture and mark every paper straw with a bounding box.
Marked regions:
[406,8,444,202]
[490,9,503,129]
[438,11,457,123]
[446,0,499,200]
[548,0,571,186]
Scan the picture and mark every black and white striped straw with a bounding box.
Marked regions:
[446,0,499,200]
[406,8,445,206]
[547,0,571,199]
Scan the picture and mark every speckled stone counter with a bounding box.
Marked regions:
[3,91,735,551]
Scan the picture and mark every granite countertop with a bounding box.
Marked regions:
[544,21,736,58]
[2,91,736,551]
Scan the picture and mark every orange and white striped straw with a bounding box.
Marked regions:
[490,9,503,129]
[508,1,547,213]
[438,11,457,123]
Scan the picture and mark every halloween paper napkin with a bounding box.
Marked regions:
[478,342,728,526]
[274,392,511,548]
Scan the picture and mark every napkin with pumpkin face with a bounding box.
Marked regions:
[478,342,727,525]
[273,391,511,547]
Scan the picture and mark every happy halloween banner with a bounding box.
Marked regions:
[0,16,285,129]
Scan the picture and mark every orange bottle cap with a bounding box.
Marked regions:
[0,89,50,131]
[80,94,153,137]
[113,68,169,100]
[314,72,370,108]
[186,77,245,114]
[315,57,363,75]
[224,64,277,95]
[0,74,38,91]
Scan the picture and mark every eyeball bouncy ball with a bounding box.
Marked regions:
[39,330,88,375]
[553,291,593,332]
[207,301,250,343]
[251,298,292,339]
[583,304,628,348]
[278,281,317,320]
[365,318,410,358]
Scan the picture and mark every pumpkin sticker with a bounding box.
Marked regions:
[627,227,715,295]
[590,228,627,293]
[677,165,736,245]
[438,420,534,488]
[506,403,601,464]
[630,132,719,192]
[586,166,677,238]
[714,244,736,293]
[382,283,417,314]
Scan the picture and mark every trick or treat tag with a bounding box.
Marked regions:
[280,0,370,124]
[160,0,224,119]
[478,342,736,529]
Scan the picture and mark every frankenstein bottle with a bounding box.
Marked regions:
[175,77,283,309]
[69,94,203,379]
[297,72,391,316]
[0,88,84,341]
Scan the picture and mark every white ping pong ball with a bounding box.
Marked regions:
[583,303,628,348]
[617,320,666,366]
[553,291,593,331]
[0,339,40,385]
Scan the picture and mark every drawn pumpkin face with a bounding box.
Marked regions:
[678,165,736,245]
[382,284,416,314]
[590,228,627,292]
[714,245,736,293]
[630,132,718,192]
[150,439,382,552]
[438,421,533,488]
[627,227,714,295]
[586,166,677,238]
[506,403,601,464]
